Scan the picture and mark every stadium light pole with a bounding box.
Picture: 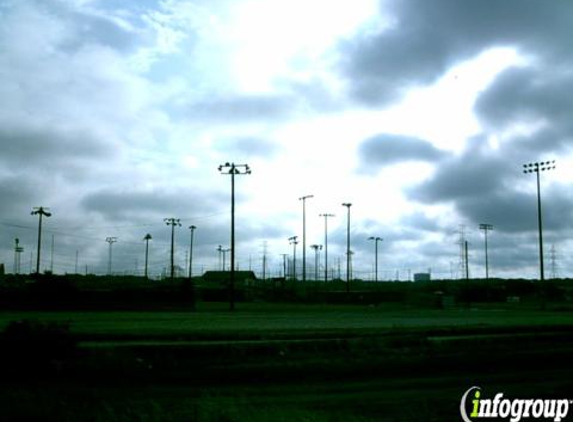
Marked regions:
[368,236,383,282]
[143,233,152,279]
[222,248,231,271]
[188,225,196,279]
[218,162,251,311]
[31,206,51,274]
[342,203,352,293]
[299,195,314,282]
[479,224,493,280]
[523,160,556,282]
[319,213,334,282]
[164,218,181,281]
[105,237,117,275]
[310,244,322,281]
[289,236,299,281]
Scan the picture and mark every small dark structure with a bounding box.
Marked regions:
[202,271,257,284]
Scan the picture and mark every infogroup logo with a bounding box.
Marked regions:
[460,387,572,422]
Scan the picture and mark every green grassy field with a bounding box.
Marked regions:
[2,303,573,421]
[2,303,573,340]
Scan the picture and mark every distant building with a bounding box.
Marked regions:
[414,272,431,282]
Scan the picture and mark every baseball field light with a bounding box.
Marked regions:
[478,223,493,280]
[105,236,117,275]
[31,206,51,274]
[164,218,181,282]
[368,236,383,282]
[310,244,323,281]
[342,203,352,293]
[289,235,299,281]
[523,160,556,282]
[319,213,335,282]
[188,225,196,279]
[299,195,314,283]
[218,162,251,311]
[143,233,152,279]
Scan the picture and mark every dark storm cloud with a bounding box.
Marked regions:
[183,94,293,122]
[0,176,40,216]
[358,133,445,170]
[408,137,572,233]
[340,0,573,105]
[0,125,113,170]
[80,188,228,222]
[475,65,573,153]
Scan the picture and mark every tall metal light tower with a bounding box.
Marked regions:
[13,238,23,275]
[342,203,352,293]
[105,237,117,275]
[188,225,196,279]
[143,233,152,279]
[31,206,51,274]
[319,213,334,282]
[368,236,383,282]
[523,160,556,282]
[164,218,181,281]
[299,195,313,282]
[289,236,299,281]
[310,244,322,281]
[218,162,251,311]
[479,223,493,279]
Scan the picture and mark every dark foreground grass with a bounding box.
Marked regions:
[2,303,573,421]
[1,302,573,341]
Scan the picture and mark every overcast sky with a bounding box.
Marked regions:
[1,0,572,280]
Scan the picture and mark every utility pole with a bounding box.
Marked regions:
[164,218,181,282]
[31,206,51,274]
[188,225,196,279]
[143,234,152,279]
[342,203,352,293]
[299,195,313,282]
[479,223,494,279]
[218,162,251,311]
[105,237,117,275]
[319,213,335,282]
[289,236,299,281]
[368,236,383,282]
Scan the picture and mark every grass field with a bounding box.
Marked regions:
[1,303,573,421]
[2,302,573,339]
